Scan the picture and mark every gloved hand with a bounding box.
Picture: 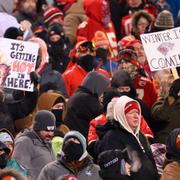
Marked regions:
[30,71,41,86]
[98,148,131,179]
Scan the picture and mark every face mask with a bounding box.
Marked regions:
[0,153,8,169]
[49,39,65,54]
[78,55,95,72]
[51,109,63,127]
[63,141,83,162]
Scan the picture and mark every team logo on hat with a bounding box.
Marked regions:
[47,126,55,131]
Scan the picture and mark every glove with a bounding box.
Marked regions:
[98,148,131,179]
[30,71,41,86]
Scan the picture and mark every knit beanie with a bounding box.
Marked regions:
[4,27,23,40]
[47,22,65,39]
[33,110,56,131]
[61,131,88,161]
[44,6,64,25]
[166,128,180,162]
[124,101,140,114]
[154,10,174,29]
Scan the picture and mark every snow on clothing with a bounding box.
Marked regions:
[63,63,110,97]
[151,97,180,144]
[37,155,102,180]
[77,0,118,59]
[13,129,55,180]
[95,96,158,180]
[64,71,109,138]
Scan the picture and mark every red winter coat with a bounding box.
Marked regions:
[63,63,110,97]
[77,0,118,59]
[134,75,158,111]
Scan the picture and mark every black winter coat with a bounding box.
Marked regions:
[95,121,159,180]
[64,87,103,139]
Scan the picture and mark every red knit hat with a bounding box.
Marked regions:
[124,101,140,114]
[43,6,63,25]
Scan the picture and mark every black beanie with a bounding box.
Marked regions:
[33,110,56,131]
[4,27,23,40]
[47,22,65,40]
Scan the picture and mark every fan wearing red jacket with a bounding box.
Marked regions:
[76,0,118,60]
[63,41,110,97]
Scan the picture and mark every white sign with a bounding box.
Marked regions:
[140,27,180,71]
[0,38,39,91]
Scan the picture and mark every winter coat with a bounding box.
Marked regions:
[63,0,87,46]
[151,97,180,144]
[134,75,158,111]
[0,90,38,135]
[63,63,110,97]
[95,96,158,180]
[39,64,67,96]
[37,156,102,180]
[95,121,158,180]
[13,129,55,180]
[77,0,118,59]
[64,71,109,138]
[161,161,180,180]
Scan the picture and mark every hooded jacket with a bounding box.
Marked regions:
[0,129,27,176]
[37,155,102,180]
[64,71,109,138]
[95,96,158,180]
[13,129,55,180]
[77,0,118,59]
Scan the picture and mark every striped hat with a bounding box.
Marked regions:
[44,6,63,25]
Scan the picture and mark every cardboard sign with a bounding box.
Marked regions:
[0,38,39,91]
[140,27,180,72]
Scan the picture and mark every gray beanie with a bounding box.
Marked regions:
[155,10,174,29]
[33,110,56,131]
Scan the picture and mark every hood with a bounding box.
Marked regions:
[37,90,67,120]
[81,71,110,97]
[83,0,110,26]
[0,0,14,14]
[111,69,137,98]
[113,96,141,136]
[0,128,15,158]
